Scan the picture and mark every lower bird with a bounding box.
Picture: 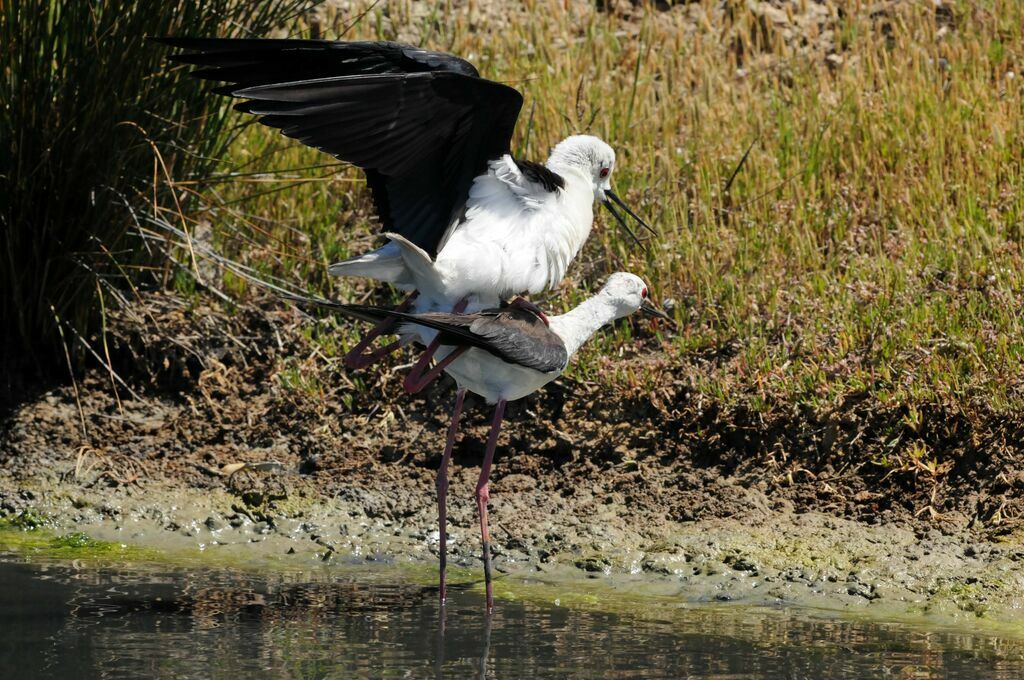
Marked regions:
[290,272,670,611]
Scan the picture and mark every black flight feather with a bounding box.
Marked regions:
[156,38,523,258]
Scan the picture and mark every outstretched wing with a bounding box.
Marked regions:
[159,38,524,257]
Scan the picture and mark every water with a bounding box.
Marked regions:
[1,557,1022,679]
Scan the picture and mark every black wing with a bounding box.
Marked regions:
[283,292,567,373]
[159,38,524,257]
[413,307,568,373]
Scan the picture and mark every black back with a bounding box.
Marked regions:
[513,159,565,192]
[159,38,524,257]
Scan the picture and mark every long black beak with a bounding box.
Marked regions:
[640,299,675,329]
[602,200,646,251]
[605,189,657,238]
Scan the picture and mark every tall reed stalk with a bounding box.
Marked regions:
[0,0,318,375]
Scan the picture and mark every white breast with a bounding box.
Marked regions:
[395,165,595,347]
[432,168,594,302]
[436,346,561,404]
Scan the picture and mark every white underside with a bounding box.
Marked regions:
[329,156,595,346]
[434,346,562,404]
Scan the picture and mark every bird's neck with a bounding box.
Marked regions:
[548,295,618,359]
[543,163,595,226]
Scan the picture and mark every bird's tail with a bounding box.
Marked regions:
[280,292,398,326]
[383,232,444,295]
[327,234,444,296]
[327,241,414,288]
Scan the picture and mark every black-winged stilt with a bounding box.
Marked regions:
[160,38,655,382]
[290,272,670,611]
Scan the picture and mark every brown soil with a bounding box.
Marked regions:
[3,290,1024,624]
[5,289,1020,534]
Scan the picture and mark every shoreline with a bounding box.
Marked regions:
[2,291,1022,634]
[3,471,1023,632]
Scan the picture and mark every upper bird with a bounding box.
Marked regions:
[160,38,653,373]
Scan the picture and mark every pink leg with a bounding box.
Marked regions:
[437,388,467,607]
[404,346,467,394]
[475,399,507,613]
[343,290,418,369]
[403,297,469,394]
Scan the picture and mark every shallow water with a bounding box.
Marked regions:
[1,557,1022,679]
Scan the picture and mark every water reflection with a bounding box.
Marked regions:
[0,557,1022,679]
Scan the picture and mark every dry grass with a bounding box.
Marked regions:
[151,0,1024,430]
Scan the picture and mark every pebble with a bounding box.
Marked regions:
[575,556,609,572]
[847,583,877,600]
[729,557,758,574]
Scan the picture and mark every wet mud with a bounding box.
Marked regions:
[2,291,1023,627]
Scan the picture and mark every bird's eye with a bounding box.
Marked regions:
[599,167,610,179]
[641,287,648,298]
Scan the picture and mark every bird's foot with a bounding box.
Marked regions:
[343,290,419,369]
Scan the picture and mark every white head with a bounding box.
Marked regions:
[598,272,652,319]
[547,135,654,248]
[547,135,617,202]
[555,272,672,358]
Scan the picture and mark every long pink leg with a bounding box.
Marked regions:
[437,388,467,607]
[343,290,418,369]
[403,297,469,394]
[405,346,467,394]
[475,399,507,613]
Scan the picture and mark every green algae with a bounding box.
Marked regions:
[6,509,52,531]
[0,521,160,562]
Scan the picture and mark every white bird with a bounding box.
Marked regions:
[293,272,672,611]
[161,38,654,384]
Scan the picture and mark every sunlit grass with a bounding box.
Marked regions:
[164,1,1024,424]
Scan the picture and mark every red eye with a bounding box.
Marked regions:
[599,167,610,179]
[641,287,648,298]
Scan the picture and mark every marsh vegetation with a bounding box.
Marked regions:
[2,0,1024,622]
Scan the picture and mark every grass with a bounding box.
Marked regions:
[82,1,1013,505]
[155,1,1024,419]
[0,0,323,378]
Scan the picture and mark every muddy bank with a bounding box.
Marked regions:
[3,473,1024,628]
[2,290,1024,626]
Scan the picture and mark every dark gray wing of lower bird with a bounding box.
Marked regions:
[158,38,523,258]
[282,292,567,373]
[418,308,569,374]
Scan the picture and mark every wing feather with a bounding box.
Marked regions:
[284,293,568,373]
[158,38,523,257]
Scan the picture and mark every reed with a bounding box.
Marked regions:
[0,0,320,374]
